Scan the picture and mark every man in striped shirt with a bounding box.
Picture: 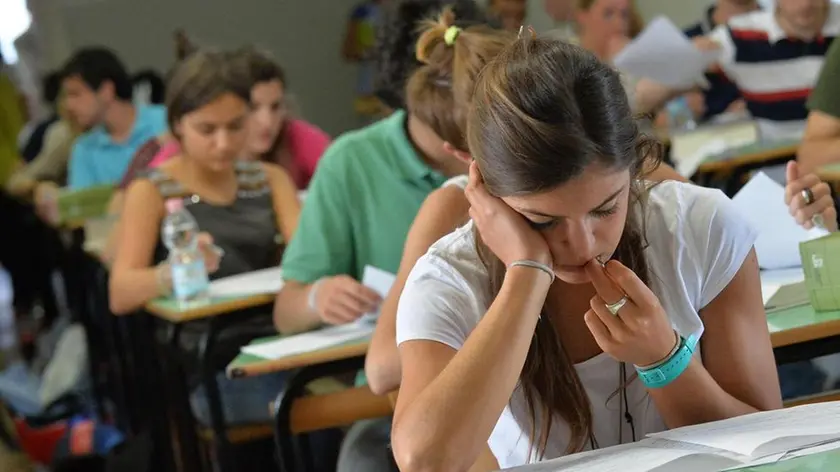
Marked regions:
[705,0,839,139]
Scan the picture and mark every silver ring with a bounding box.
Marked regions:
[605,296,628,315]
[802,188,815,205]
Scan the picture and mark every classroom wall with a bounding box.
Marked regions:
[520,0,716,32]
[46,0,364,137]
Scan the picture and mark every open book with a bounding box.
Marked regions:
[510,402,840,472]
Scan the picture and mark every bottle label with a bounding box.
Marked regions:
[171,259,209,300]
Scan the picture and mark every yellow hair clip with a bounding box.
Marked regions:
[444,25,462,46]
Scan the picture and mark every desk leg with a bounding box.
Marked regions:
[134,314,178,472]
[165,325,204,472]
[198,324,236,471]
[273,356,366,472]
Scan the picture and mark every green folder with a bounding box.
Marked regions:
[57,185,115,224]
[799,233,840,312]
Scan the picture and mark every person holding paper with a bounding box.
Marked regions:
[274,9,509,472]
[544,0,683,116]
[698,0,839,140]
[392,37,781,471]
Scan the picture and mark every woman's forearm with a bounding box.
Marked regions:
[648,358,768,429]
[109,266,167,315]
[392,267,549,472]
[365,285,402,395]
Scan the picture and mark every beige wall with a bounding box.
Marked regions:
[43,0,365,136]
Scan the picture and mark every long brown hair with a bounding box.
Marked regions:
[231,47,293,165]
[406,8,514,151]
[466,36,662,458]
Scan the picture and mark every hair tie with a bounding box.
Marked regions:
[444,26,462,46]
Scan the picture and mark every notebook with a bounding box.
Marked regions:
[510,402,840,472]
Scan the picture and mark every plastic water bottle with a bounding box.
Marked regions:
[666,96,698,133]
[161,199,209,304]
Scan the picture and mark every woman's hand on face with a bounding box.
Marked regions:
[785,161,838,232]
[583,260,677,367]
[465,162,552,268]
[196,232,222,274]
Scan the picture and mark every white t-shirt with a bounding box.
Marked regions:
[396,181,757,468]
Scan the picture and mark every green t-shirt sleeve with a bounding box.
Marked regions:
[281,146,354,284]
[807,39,840,118]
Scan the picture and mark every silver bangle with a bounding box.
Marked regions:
[307,278,324,313]
[508,260,555,284]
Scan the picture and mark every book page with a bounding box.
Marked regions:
[207,267,284,298]
[650,402,840,457]
[509,439,742,472]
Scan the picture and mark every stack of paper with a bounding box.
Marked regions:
[732,173,829,270]
[241,323,374,360]
[208,267,284,298]
[613,16,720,89]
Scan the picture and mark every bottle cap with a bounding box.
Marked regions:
[165,198,184,214]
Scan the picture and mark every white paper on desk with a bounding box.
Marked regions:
[732,172,829,270]
[510,439,743,472]
[207,267,284,298]
[650,402,840,457]
[355,265,396,325]
[613,16,719,89]
[241,323,374,360]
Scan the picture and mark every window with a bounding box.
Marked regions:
[0,0,31,64]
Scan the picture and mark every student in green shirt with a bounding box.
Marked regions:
[798,36,840,174]
[272,14,511,336]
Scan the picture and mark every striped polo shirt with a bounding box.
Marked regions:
[710,4,840,139]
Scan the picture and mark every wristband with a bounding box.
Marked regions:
[635,333,699,389]
[508,260,555,284]
[307,278,324,313]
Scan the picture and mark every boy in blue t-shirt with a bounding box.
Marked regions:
[61,47,167,189]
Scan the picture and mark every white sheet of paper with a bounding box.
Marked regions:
[650,402,840,457]
[241,323,374,360]
[207,267,284,298]
[356,265,396,325]
[509,440,740,472]
[732,172,828,270]
[613,16,719,89]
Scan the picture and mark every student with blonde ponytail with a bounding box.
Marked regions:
[392,35,782,472]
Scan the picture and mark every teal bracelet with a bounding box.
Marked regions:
[635,333,699,389]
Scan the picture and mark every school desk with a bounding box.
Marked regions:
[694,139,799,195]
[142,293,277,472]
[696,139,800,174]
[769,302,840,365]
